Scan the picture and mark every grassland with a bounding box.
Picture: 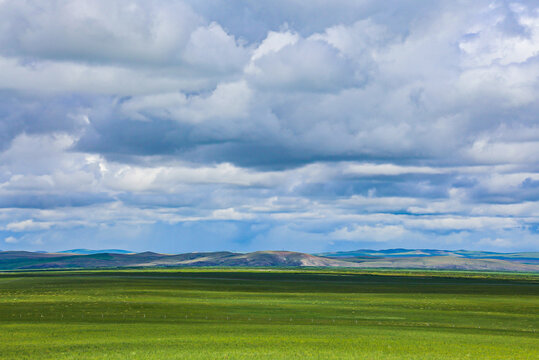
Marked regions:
[0,268,537,359]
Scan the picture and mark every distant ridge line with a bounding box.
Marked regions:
[0,249,537,272]
[57,249,134,255]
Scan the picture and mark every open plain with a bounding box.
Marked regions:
[0,268,537,359]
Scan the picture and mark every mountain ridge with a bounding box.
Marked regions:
[0,249,537,272]
[57,249,134,255]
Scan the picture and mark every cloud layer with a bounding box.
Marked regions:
[0,0,538,252]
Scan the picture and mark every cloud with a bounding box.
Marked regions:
[247,35,360,92]
[4,236,17,243]
[331,224,409,242]
[121,80,252,124]
[183,22,250,73]
[343,163,443,176]
[250,31,299,61]
[0,0,202,65]
[477,237,514,248]
[0,56,212,95]
[0,0,537,252]
[6,220,54,232]
[211,208,254,220]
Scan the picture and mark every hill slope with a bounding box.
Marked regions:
[318,248,539,261]
[0,250,537,272]
[57,249,134,255]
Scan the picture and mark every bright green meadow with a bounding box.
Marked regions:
[0,268,537,359]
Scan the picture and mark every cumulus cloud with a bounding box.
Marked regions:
[183,22,250,73]
[6,219,54,232]
[121,80,252,124]
[247,36,360,92]
[0,0,202,65]
[4,236,18,244]
[0,0,538,252]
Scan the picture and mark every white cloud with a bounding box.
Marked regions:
[183,22,250,72]
[331,224,408,242]
[458,5,539,67]
[121,80,252,123]
[343,163,442,176]
[6,219,54,232]
[0,0,202,65]
[250,31,299,62]
[4,236,18,243]
[466,139,539,164]
[0,1,250,96]
[247,36,358,92]
[0,0,538,252]
[407,216,519,231]
[211,208,253,220]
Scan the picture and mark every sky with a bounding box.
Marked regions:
[0,0,538,253]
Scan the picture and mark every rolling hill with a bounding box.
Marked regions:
[0,249,537,272]
[317,248,539,261]
[57,249,134,255]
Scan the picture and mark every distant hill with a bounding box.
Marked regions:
[318,249,539,262]
[0,249,537,272]
[0,251,354,270]
[57,249,134,255]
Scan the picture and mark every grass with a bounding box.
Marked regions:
[0,268,537,359]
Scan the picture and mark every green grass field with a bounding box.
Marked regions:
[0,268,537,359]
